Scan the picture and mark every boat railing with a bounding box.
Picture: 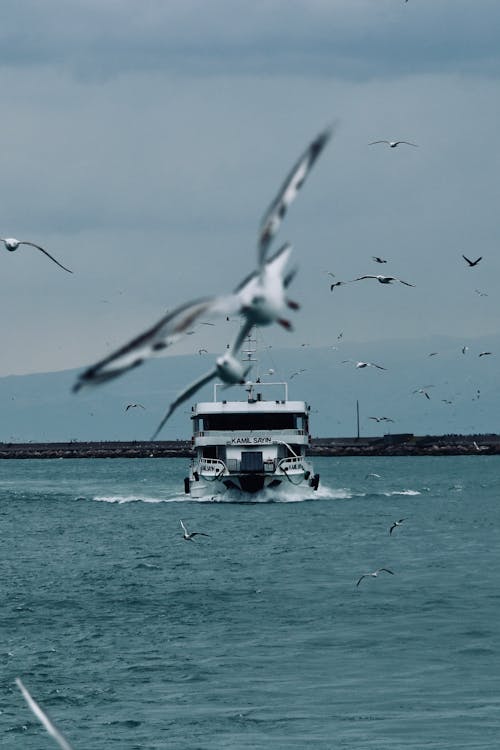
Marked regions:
[198,457,227,475]
[277,456,304,472]
[193,429,307,439]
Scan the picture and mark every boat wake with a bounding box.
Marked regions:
[91,483,344,505]
[90,486,422,505]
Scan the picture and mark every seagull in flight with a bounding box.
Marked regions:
[350,274,415,287]
[343,360,387,370]
[151,337,252,438]
[330,280,346,291]
[290,369,307,379]
[356,568,394,586]
[180,519,210,541]
[372,256,388,264]
[15,678,74,750]
[479,351,492,357]
[413,386,434,399]
[474,289,488,297]
[462,254,482,267]
[369,416,394,422]
[369,140,418,148]
[1,237,72,273]
[389,519,406,535]
[125,403,145,411]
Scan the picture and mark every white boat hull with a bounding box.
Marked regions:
[185,457,319,497]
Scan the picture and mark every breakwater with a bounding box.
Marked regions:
[1,434,499,458]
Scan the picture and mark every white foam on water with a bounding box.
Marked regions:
[383,489,421,496]
[92,483,350,505]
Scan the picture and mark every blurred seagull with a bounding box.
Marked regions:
[356,568,394,586]
[369,140,418,148]
[372,256,388,264]
[369,416,394,422]
[258,125,334,264]
[389,519,406,535]
[73,126,333,402]
[151,338,252,438]
[73,297,226,391]
[16,678,74,750]
[125,403,145,411]
[180,519,210,541]
[413,386,434,399]
[461,346,468,354]
[290,369,307,379]
[350,274,415,287]
[474,289,488,297]
[1,236,72,273]
[479,351,492,357]
[462,254,482,267]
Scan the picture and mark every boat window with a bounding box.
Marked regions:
[202,413,297,430]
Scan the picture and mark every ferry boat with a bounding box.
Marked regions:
[183,334,319,497]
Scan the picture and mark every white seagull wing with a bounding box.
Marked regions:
[152,368,217,439]
[15,678,74,750]
[180,520,188,534]
[257,126,333,266]
[73,297,226,391]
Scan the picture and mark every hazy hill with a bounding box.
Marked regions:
[1,333,499,442]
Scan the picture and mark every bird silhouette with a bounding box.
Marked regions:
[462,254,482,267]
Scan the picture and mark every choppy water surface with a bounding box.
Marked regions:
[1,456,499,749]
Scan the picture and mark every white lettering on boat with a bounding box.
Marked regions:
[228,436,273,445]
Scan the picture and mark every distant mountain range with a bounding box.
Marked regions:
[1,333,499,442]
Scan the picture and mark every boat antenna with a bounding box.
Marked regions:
[241,327,258,398]
[241,328,258,369]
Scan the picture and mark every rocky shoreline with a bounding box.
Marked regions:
[0,434,499,459]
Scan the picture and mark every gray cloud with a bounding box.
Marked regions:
[1,1,500,81]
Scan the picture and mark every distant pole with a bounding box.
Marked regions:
[356,399,360,439]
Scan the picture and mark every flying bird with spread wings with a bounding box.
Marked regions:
[350,275,415,287]
[1,236,72,273]
[369,140,418,148]
[462,254,482,267]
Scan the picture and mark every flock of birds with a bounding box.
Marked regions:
[5,123,488,437]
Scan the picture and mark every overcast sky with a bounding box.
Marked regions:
[1,0,499,390]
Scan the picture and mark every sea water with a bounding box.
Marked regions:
[0,456,499,749]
